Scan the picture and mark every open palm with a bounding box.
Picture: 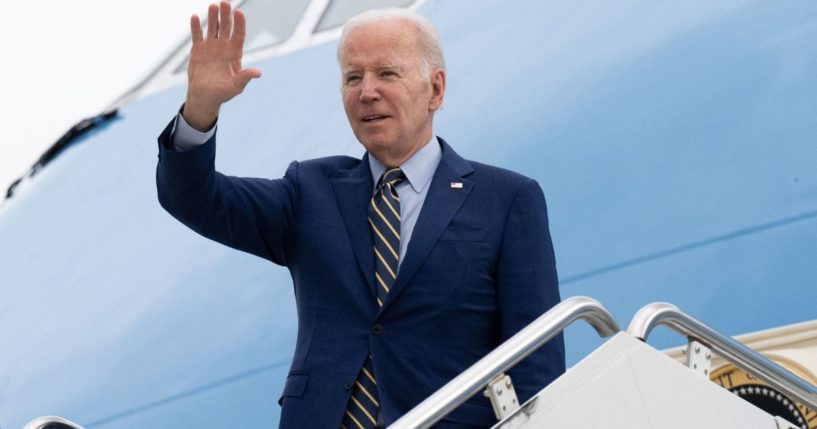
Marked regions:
[183,1,261,131]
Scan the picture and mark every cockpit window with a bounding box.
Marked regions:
[242,0,312,53]
[315,0,415,32]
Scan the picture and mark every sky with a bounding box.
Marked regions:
[0,0,213,195]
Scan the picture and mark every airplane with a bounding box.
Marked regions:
[2,0,816,427]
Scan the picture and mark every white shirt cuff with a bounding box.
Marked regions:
[171,113,216,151]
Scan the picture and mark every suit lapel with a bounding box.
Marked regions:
[381,139,474,311]
[331,155,377,297]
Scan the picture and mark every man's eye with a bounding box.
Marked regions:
[381,71,397,78]
[345,76,361,84]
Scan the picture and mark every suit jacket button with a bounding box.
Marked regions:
[372,324,384,335]
[344,381,353,390]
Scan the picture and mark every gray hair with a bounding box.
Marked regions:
[337,8,446,76]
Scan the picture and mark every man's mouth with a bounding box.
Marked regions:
[362,115,389,123]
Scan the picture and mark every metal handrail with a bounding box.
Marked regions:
[388,296,621,429]
[627,302,817,411]
[23,416,85,429]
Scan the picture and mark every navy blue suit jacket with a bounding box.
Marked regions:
[156,122,565,428]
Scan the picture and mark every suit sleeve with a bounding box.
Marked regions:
[496,178,565,401]
[155,118,297,266]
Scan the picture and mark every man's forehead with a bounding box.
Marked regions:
[341,30,419,69]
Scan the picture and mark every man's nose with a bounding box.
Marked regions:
[359,75,380,102]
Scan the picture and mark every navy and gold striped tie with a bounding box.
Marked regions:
[342,167,405,429]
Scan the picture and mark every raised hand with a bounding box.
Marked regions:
[182,1,262,131]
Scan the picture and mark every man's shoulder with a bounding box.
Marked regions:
[440,138,534,190]
[464,160,543,207]
[467,160,532,184]
[294,155,364,178]
[299,154,361,167]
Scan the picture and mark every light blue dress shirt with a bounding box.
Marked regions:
[172,114,442,271]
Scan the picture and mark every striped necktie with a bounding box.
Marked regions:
[341,167,405,429]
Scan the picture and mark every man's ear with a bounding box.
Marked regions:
[429,69,446,111]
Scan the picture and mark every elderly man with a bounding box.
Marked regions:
[156,2,564,428]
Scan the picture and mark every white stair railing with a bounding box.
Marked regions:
[388,296,621,429]
[627,302,817,412]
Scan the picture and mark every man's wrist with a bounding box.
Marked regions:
[181,97,220,132]
[172,112,216,151]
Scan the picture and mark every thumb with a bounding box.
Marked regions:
[237,67,262,89]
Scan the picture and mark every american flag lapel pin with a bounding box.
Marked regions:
[450,182,463,189]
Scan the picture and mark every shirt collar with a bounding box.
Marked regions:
[368,135,442,194]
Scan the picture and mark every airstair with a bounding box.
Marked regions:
[390,297,817,429]
[24,297,817,429]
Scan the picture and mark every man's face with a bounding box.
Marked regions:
[340,21,445,166]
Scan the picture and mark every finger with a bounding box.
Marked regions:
[242,67,262,80]
[237,68,262,89]
[232,8,247,45]
[190,14,203,44]
[206,3,218,40]
[220,1,232,40]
